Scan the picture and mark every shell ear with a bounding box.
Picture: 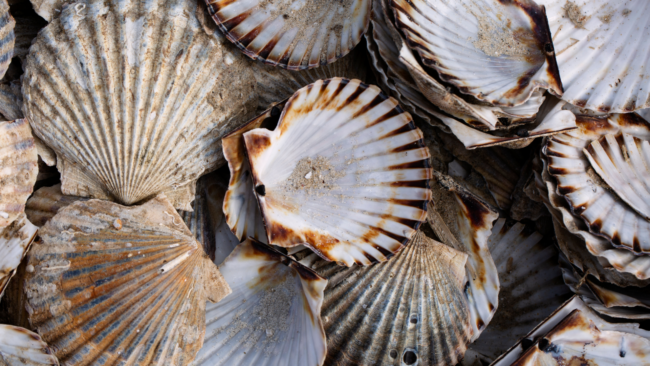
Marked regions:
[201,255,231,303]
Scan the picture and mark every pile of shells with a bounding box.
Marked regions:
[0,0,649,365]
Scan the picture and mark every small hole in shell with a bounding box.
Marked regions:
[544,43,554,54]
[403,350,417,365]
[521,338,534,351]
[255,185,266,196]
[389,349,397,359]
[538,338,550,351]
[409,315,418,324]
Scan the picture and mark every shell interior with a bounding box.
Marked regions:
[0,324,58,365]
[244,78,432,266]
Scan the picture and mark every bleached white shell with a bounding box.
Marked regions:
[244,78,432,266]
[24,195,231,365]
[537,0,650,113]
[22,0,258,210]
[0,214,37,299]
[0,119,38,229]
[0,324,58,365]
[204,0,371,70]
[193,238,327,366]
[391,0,562,107]
[544,112,650,255]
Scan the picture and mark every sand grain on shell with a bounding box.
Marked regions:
[283,156,345,195]
[471,10,530,59]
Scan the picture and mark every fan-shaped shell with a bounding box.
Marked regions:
[0,119,38,229]
[0,324,58,365]
[22,0,258,210]
[0,214,37,299]
[0,0,14,80]
[544,112,650,255]
[537,0,650,113]
[204,0,370,70]
[24,195,231,365]
[193,238,327,366]
[303,231,472,366]
[391,0,562,107]
[243,78,432,266]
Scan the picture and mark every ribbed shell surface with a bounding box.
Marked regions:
[0,324,58,365]
[25,184,86,227]
[0,119,38,229]
[193,239,327,366]
[205,0,371,70]
[0,214,37,299]
[23,195,231,366]
[391,0,562,107]
[0,0,14,80]
[308,231,472,366]
[22,0,258,210]
[244,78,432,266]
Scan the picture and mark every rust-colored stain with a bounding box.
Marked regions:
[243,133,272,159]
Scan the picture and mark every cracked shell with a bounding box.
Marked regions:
[0,324,58,365]
[243,78,432,266]
[0,214,37,300]
[22,0,258,210]
[23,195,231,365]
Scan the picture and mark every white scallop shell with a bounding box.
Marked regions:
[244,78,432,266]
[391,0,563,107]
[0,214,37,299]
[0,324,58,365]
[204,0,371,70]
[537,0,650,113]
[22,0,258,210]
[193,238,327,366]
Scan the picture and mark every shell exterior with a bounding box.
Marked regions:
[204,0,371,70]
[0,119,38,229]
[0,214,37,299]
[303,230,472,366]
[25,184,86,227]
[469,219,571,361]
[0,324,58,365]
[22,0,258,210]
[391,0,562,107]
[29,0,75,22]
[0,0,14,80]
[492,296,650,366]
[24,195,231,365]
[0,81,22,121]
[244,78,432,266]
[193,238,327,366]
[544,112,650,255]
[537,0,650,113]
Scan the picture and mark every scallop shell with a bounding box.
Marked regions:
[559,254,650,320]
[12,14,46,65]
[544,112,650,255]
[0,324,58,365]
[22,0,258,210]
[25,184,85,227]
[193,238,327,366]
[0,214,37,299]
[179,169,240,265]
[0,119,38,229]
[303,230,472,366]
[204,0,371,70]
[492,296,650,366]
[0,0,14,80]
[24,195,231,365]
[468,219,571,361]
[0,81,22,121]
[243,78,432,266]
[29,0,75,22]
[537,0,650,113]
[391,0,563,107]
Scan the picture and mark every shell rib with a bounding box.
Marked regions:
[194,238,327,366]
[0,0,14,80]
[25,184,86,227]
[0,119,38,229]
[0,214,37,299]
[538,0,650,113]
[302,231,472,366]
[544,112,650,255]
[204,0,371,70]
[24,195,231,365]
[0,324,59,365]
[22,0,258,210]
[243,78,432,266]
[391,0,562,107]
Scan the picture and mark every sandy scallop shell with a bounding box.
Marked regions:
[0,324,58,365]
[537,0,650,113]
[0,0,14,80]
[0,119,38,229]
[24,195,231,365]
[22,0,258,210]
[391,0,562,107]
[193,238,327,366]
[493,296,650,366]
[204,0,371,70]
[300,230,472,366]
[0,214,37,299]
[544,112,650,255]
[243,78,432,266]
